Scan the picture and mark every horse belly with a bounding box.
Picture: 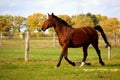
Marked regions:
[70,33,90,47]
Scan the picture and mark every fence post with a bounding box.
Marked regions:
[25,31,30,61]
[0,32,2,46]
[113,32,117,47]
[53,32,56,47]
[108,46,111,59]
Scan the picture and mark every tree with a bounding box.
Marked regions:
[71,14,94,28]
[99,17,120,46]
[99,18,119,35]
[0,15,13,45]
[96,14,108,23]
[13,16,26,32]
[0,15,13,32]
[86,13,98,26]
[27,13,46,32]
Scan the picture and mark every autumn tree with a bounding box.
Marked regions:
[99,18,120,46]
[86,13,98,26]
[71,14,94,28]
[96,14,108,23]
[99,18,119,35]
[13,16,26,32]
[0,15,13,45]
[27,13,46,32]
[0,15,13,32]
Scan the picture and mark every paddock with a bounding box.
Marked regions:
[0,38,120,80]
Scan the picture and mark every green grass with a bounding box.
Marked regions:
[0,39,120,80]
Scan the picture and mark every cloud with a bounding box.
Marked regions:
[10,2,16,7]
[0,0,120,19]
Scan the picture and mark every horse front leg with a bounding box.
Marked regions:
[56,53,64,67]
[56,43,75,67]
[56,43,67,68]
[64,55,76,66]
[63,44,75,66]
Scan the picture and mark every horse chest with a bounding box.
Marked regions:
[58,34,71,46]
[58,37,67,46]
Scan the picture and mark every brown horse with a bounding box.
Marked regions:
[41,13,111,68]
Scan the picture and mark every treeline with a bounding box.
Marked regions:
[0,12,120,37]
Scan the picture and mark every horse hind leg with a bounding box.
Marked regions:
[92,43,105,66]
[80,44,89,66]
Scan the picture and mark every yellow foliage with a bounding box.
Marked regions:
[100,18,119,33]
[27,13,46,32]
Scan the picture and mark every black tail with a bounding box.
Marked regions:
[94,25,111,47]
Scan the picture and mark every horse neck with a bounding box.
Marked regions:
[54,21,72,36]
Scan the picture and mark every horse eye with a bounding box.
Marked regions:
[47,20,51,21]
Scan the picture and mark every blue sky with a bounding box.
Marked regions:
[0,0,120,20]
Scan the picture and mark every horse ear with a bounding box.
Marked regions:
[52,13,54,16]
[48,13,50,16]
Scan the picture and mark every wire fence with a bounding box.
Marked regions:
[0,32,120,48]
[0,32,120,61]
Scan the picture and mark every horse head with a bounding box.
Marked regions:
[41,13,55,31]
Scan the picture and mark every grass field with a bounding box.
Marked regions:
[0,39,120,80]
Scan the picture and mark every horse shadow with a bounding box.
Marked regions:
[107,64,120,67]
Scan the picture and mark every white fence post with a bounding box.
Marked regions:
[53,32,56,47]
[0,32,2,46]
[108,46,111,59]
[25,31,30,61]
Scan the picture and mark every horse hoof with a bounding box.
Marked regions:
[100,61,105,66]
[72,62,76,66]
[80,62,85,67]
[101,62,105,66]
[85,62,91,65]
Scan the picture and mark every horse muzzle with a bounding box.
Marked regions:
[41,28,46,31]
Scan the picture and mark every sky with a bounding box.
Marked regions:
[0,0,120,20]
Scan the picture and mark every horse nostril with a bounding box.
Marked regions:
[41,28,45,31]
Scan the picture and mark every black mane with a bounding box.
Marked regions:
[53,15,71,27]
